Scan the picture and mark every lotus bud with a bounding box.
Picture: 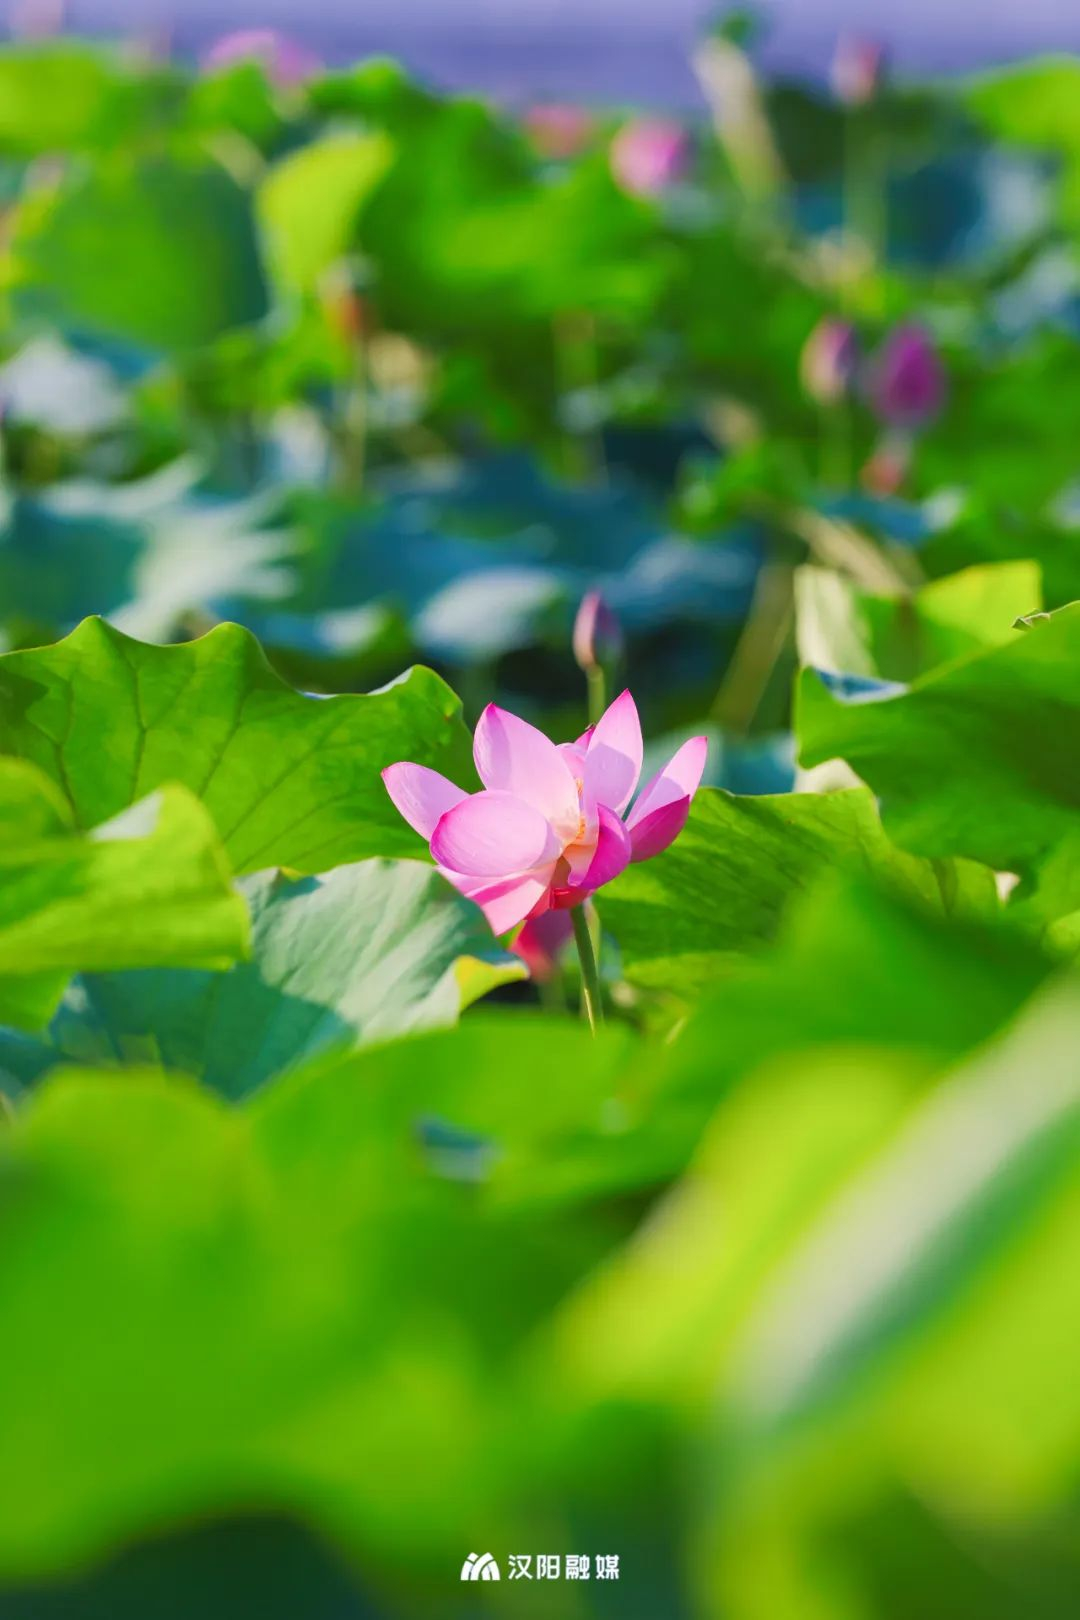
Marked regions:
[573,591,623,674]
[800,317,859,406]
[831,35,886,107]
[867,323,945,430]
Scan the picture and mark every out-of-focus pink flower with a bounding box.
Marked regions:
[861,433,911,496]
[866,324,946,429]
[383,693,707,935]
[831,35,886,107]
[524,103,594,160]
[572,590,623,673]
[610,117,690,198]
[9,0,63,38]
[511,910,573,981]
[201,29,322,89]
[800,317,859,406]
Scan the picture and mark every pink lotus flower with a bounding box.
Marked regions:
[524,104,594,160]
[201,29,321,89]
[383,692,707,935]
[610,118,690,198]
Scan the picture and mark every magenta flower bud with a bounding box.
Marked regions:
[201,29,322,90]
[524,104,594,160]
[572,591,623,673]
[610,117,690,198]
[831,35,886,107]
[800,317,859,406]
[867,324,946,430]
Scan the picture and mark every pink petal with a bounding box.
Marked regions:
[583,689,642,814]
[557,741,589,778]
[627,736,708,828]
[472,869,556,934]
[629,796,691,862]
[381,763,468,841]
[551,805,631,907]
[581,803,632,890]
[431,790,560,878]
[511,910,573,980]
[474,704,580,834]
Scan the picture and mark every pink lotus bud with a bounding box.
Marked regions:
[800,317,859,406]
[867,324,946,429]
[831,35,886,107]
[201,29,322,90]
[511,910,573,981]
[610,117,690,198]
[524,104,594,161]
[572,591,623,673]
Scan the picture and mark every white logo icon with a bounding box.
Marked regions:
[460,1553,501,1582]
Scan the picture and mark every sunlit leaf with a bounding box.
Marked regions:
[0,617,474,873]
[6,861,523,1098]
[0,758,247,1032]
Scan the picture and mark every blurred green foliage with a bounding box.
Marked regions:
[1,27,1080,1620]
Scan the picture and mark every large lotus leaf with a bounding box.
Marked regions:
[0,43,174,158]
[795,560,1042,684]
[1,861,524,1099]
[797,602,1080,918]
[912,334,1080,522]
[0,895,1061,1600]
[336,86,660,332]
[706,977,1080,1619]
[246,877,1051,1218]
[0,1518,374,1620]
[0,618,474,873]
[542,971,1080,1616]
[966,56,1080,228]
[252,1010,644,1218]
[0,1016,637,1587]
[0,758,247,1033]
[257,130,395,296]
[9,157,268,354]
[601,786,996,997]
[614,875,1052,1189]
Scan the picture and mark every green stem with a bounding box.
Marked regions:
[819,401,851,492]
[711,558,795,735]
[338,343,368,494]
[570,905,604,1033]
[586,664,607,729]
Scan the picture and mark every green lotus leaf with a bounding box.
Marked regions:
[0,617,474,875]
[0,758,248,1032]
